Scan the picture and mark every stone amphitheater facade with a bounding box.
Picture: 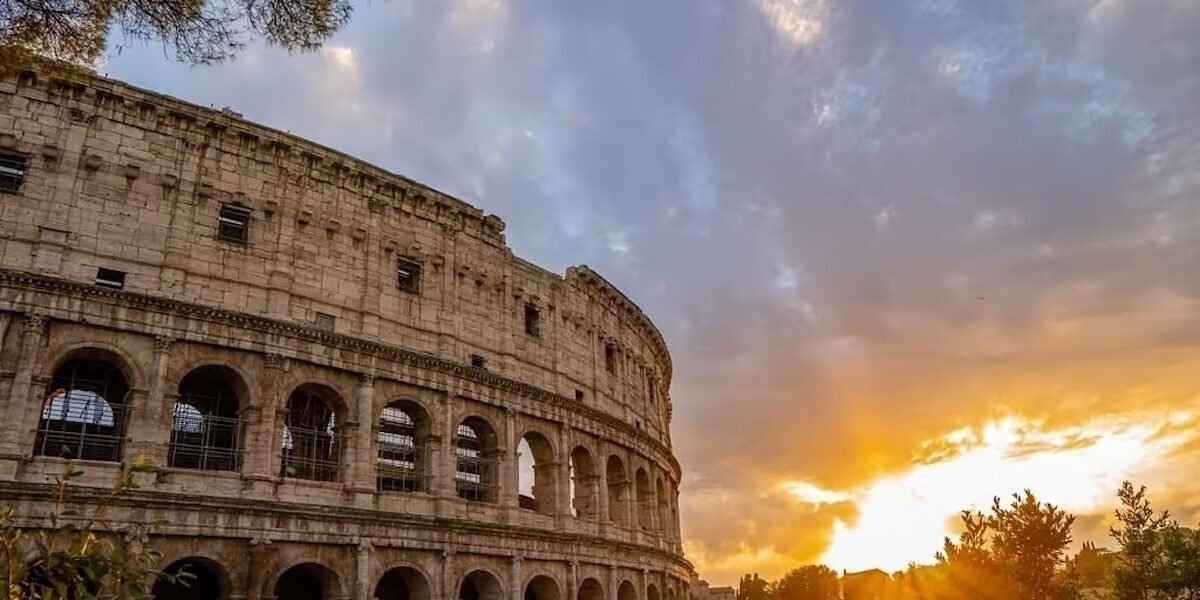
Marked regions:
[0,65,691,600]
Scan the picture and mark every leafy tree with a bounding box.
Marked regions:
[773,565,839,600]
[0,0,353,66]
[1110,481,1200,600]
[737,573,771,600]
[0,459,174,599]
[937,491,1077,600]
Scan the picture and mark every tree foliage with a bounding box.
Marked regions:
[0,0,353,66]
[773,565,839,600]
[737,573,772,600]
[1110,481,1200,600]
[0,459,172,600]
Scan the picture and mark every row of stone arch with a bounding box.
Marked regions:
[28,346,678,533]
[150,556,681,600]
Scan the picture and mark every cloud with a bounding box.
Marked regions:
[104,0,1200,586]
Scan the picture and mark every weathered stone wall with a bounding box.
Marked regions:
[0,65,690,600]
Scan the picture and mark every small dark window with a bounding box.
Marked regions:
[648,377,656,405]
[524,303,540,337]
[217,203,251,244]
[470,354,487,370]
[314,312,335,331]
[0,153,28,193]
[604,344,616,374]
[397,257,421,294]
[95,268,125,290]
[575,389,585,403]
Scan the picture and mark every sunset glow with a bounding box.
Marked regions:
[816,412,1193,572]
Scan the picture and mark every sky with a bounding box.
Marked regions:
[102,0,1200,586]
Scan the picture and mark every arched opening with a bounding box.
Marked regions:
[35,352,131,462]
[272,563,339,600]
[606,455,629,526]
[459,570,503,600]
[578,578,605,600]
[635,468,654,531]
[374,566,431,600]
[280,384,342,482]
[456,417,499,502]
[618,581,638,600]
[656,477,669,535]
[517,431,556,514]
[152,557,228,600]
[170,365,245,471]
[569,446,598,519]
[524,575,561,600]
[378,400,432,493]
[648,583,661,600]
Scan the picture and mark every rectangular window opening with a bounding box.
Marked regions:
[397,257,422,294]
[604,344,616,374]
[314,312,335,331]
[95,268,126,290]
[217,203,251,244]
[0,153,28,194]
[524,303,540,337]
[470,354,487,370]
[575,389,585,403]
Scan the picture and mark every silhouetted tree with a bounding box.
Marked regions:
[938,491,1077,600]
[1110,481,1200,600]
[773,566,839,600]
[738,573,772,600]
[1,0,353,66]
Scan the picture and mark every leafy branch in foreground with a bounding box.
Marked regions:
[0,0,354,66]
[0,458,183,600]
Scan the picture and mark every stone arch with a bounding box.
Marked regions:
[647,583,660,600]
[523,574,562,600]
[374,564,432,600]
[577,578,604,600]
[516,429,557,514]
[152,556,233,600]
[605,455,630,526]
[456,415,501,502]
[569,445,599,519]
[635,467,654,531]
[41,341,143,385]
[459,569,504,600]
[35,346,135,462]
[280,382,345,482]
[169,364,248,472]
[378,398,434,493]
[270,561,343,600]
[618,581,638,600]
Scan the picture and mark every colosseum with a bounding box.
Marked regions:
[0,64,691,600]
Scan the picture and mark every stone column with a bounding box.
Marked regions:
[129,336,172,470]
[596,446,609,536]
[607,566,617,600]
[442,550,456,600]
[349,374,376,501]
[246,538,273,600]
[501,409,518,510]
[509,556,523,600]
[356,540,373,600]
[569,561,578,600]
[436,392,456,518]
[0,314,47,478]
[557,425,573,521]
[243,353,285,495]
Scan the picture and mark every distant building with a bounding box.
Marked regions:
[842,569,889,600]
[710,586,736,600]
